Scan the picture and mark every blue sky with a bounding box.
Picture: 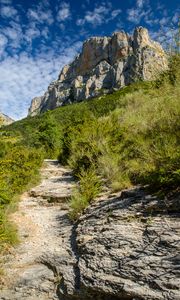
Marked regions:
[0,0,179,120]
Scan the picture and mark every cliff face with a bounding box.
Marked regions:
[0,112,14,126]
[28,27,168,116]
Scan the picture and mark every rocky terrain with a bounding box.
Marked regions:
[0,112,14,126]
[28,27,168,116]
[0,160,75,300]
[1,160,179,300]
[72,189,180,300]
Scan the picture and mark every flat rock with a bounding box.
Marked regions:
[56,187,180,300]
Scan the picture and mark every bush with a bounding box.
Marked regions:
[0,144,43,252]
[28,112,61,158]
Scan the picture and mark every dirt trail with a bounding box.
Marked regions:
[0,160,75,300]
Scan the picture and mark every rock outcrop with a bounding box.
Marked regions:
[0,112,14,126]
[54,187,180,300]
[28,27,168,116]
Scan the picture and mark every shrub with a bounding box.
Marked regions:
[0,145,43,252]
[31,112,61,158]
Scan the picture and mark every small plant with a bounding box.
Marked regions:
[69,191,89,221]
[69,168,102,220]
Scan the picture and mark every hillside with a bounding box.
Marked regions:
[0,54,179,299]
[2,54,180,204]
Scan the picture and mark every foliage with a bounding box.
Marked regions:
[0,140,43,253]
[69,168,102,220]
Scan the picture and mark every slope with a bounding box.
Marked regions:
[0,54,179,252]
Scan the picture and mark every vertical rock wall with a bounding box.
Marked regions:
[28,27,168,116]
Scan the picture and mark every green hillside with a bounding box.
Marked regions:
[0,55,180,251]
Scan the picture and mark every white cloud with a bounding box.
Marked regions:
[159,17,170,26]
[137,0,144,8]
[25,27,41,43]
[0,42,82,120]
[0,4,19,22]
[0,33,8,57]
[57,2,71,22]
[41,27,50,39]
[149,21,179,52]
[0,0,12,4]
[111,9,122,18]
[0,33,8,48]
[1,21,23,50]
[4,25,20,40]
[145,9,179,34]
[59,23,66,31]
[127,8,144,23]
[0,1,54,50]
[172,12,179,24]
[77,4,121,27]
[27,7,53,25]
[77,5,109,26]
[114,20,124,32]
[0,5,18,18]
[127,0,151,24]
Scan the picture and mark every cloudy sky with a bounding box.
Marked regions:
[0,0,179,120]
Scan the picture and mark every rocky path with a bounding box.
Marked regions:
[0,160,75,300]
[1,160,179,300]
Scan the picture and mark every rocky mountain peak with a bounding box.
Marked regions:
[29,27,168,116]
[0,112,14,126]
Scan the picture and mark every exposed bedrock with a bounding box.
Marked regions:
[44,187,179,300]
[0,112,14,126]
[28,27,168,116]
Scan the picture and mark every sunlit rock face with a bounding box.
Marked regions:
[0,112,14,126]
[28,27,168,116]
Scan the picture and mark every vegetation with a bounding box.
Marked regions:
[0,140,43,254]
[0,55,180,229]
[69,168,102,220]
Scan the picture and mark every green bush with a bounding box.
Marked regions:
[0,144,43,252]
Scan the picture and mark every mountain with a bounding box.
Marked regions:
[0,45,179,300]
[28,27,168,116]
[0,112,14,126]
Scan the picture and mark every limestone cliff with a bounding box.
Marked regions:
[28,27,168,116]
[0,112,14,126]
